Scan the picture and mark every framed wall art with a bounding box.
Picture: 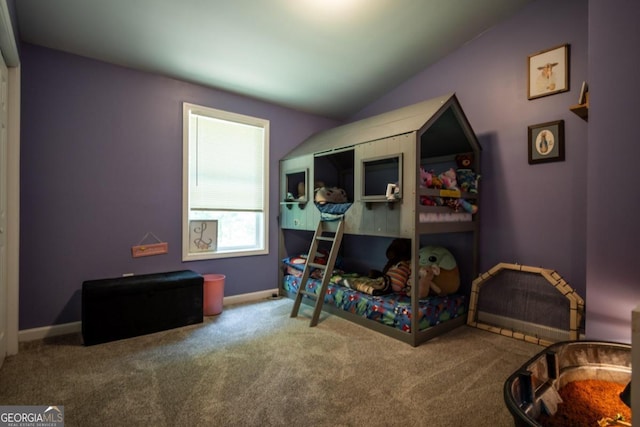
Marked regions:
[528,120,565,164]
[189,219,218,253]
[528,44,569,100]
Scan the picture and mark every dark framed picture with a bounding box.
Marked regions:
[528,120,565,164]
[528,44,569,100]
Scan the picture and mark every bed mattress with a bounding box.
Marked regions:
[283,274,466,333]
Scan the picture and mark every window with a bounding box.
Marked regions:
[361,154,402,199]
[183,103,269,260]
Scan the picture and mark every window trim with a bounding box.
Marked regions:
[182,102,269,261]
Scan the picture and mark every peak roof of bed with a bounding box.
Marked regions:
[283,92,481,160]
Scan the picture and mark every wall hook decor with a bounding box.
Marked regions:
[131,232,169,258]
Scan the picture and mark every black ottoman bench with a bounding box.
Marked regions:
[82,270,204,345]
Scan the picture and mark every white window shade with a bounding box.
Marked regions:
[189,114,265,211]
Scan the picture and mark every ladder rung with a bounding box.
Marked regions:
[308,262,327,270]
[299,290,316,298]
[316,236,334,242]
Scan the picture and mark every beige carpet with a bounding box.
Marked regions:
[0,297,543,426]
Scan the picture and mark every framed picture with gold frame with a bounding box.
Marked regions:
[528,44,569,100]
[528,120,565,164]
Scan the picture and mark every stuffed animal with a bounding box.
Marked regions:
[314,186,348,204]
[419,195,437,206]
[420,194,478,214]
[369,238,412,294]
[370,238,412,278]
[420,167,431,187]
[297,182,306,200]
[418,246,460,296]
[455,154,473,169]
[461,199,478,214]
[444,198,478,214]
[418,265,441,298]
[387,260,411,293]
[455,154,480,193]
[438,168,458,190]
[420,167,442,189]
[456,169,480,194]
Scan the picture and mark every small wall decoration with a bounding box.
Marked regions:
[131,232,169,258]
[189,220,218,253]
[527,44,569,100]
[528,120,565,164]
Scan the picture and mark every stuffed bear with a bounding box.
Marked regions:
[455,153,473,169]
[314,186,348,204]
[455,154,480,194]
[418,246,460,296]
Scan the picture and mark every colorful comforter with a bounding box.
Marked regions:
[283,274,466,333]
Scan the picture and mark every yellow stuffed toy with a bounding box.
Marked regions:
[418,246,460,296]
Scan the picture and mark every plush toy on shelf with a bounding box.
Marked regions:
[457,169,480,193]
[455,153,480,194]
[420,168,442,189]
[438,168,458,191]
[443,198,478,214]
[419,189,478,214]
[419,163,478,213]
[458,199,478,214]
[419,167,447,194]
[455,153,473,169]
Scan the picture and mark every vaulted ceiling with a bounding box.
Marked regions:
[15,0,534,119]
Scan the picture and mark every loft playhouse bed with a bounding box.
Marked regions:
[279,93,482,346]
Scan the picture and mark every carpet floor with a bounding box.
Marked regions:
[0,297,543,426]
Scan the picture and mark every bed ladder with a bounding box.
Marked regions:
[290,218,345,326]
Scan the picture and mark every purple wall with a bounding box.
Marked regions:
[19,43,338,329]
[353,0,589,325]
[586,0,640,342]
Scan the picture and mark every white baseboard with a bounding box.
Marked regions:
[19,321,82,342]
[18,288,280,343]
[222,288,279,306]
